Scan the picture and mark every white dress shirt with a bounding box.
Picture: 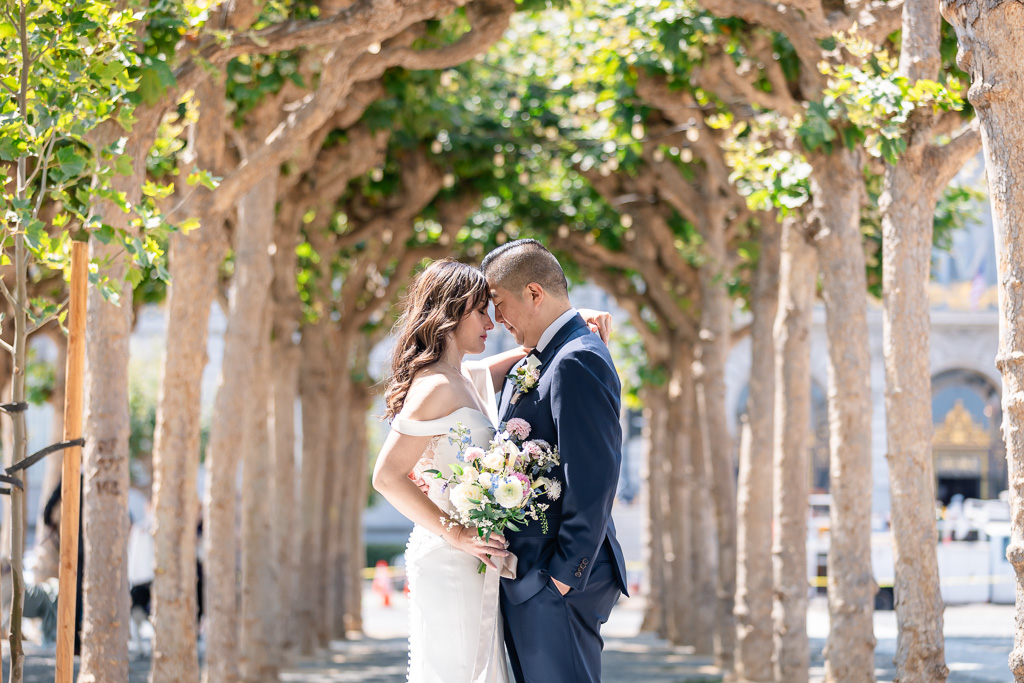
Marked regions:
[536,307,578,353]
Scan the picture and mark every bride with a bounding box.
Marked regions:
[372,259,609,683]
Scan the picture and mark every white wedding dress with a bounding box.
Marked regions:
[391,363,513,683]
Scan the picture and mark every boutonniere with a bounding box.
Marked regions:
[508,354,542,405]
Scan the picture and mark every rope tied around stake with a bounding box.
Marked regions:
[0,438,86,495]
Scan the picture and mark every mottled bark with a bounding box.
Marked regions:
[270,215,302,656]
[237,176,279,682]
[938,3,1024,679]
[881,0,983,679]
[690,387,719,657]
[881,155,948,682]
[694,212,736,670]
[666,353,696,647]
[735,217,781,683]
[640,385,668,637]
[79,134,152,683]
[150,223,224,683]
[342,369,372,635]
[296,325,331,654]
[203,173,277,682]
[772,217,817,683]
[812,149,876,683]
[324,334,353,642]
[150,76,227,683]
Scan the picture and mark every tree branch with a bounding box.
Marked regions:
[349,0,516,79]
[927,118,982,192]
[698,0,825,77]
[197,0,511,218]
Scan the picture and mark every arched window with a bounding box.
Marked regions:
[931,369,1004,504]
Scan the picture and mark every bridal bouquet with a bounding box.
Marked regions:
[428,418,561,572]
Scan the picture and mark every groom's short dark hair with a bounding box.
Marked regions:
[481,239,569,298]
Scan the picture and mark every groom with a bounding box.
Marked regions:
[482,239,628,683]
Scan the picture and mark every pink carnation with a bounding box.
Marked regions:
[506,418,531,440]
[512,472,532,498]
[464,446,486,462]
[521,441,543,460]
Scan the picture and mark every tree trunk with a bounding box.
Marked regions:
[937,3,1024,678]
[8,146,30,683]
[324,340,352,642]
[342,374,371,636]
[150,221,224,683]
[317,359,340,648]
[690,385,718,656]
[78,133,152,683]
[150,77,227,681]
[735,217,781,683]
[694,218,736,670]
[36,330,66,544]
[238,177,279,682]
[296,325,331,654]
[639,384,668,637]
[270,218,301,655]
[879,0,963,679]
[812,149,876,683]
[880,159,948,682]
[203,173,277,683]
[772,217,817,683]
[666,351,695,647]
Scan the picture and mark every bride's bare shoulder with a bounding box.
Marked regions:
[402,367,462,421]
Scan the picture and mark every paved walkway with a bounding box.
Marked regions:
[5,594,1015,682]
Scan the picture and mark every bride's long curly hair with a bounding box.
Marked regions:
[384,259,490,420]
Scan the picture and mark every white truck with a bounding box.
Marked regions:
[806,494,1014,608]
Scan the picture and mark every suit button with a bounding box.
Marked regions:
[582,558,589,566]
[575,571,582,578]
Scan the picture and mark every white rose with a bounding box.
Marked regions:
[461,466,480,483]
[450,482,484,513]
[482,449,505,470]
[477,471,494,489]
[494,477,525,509]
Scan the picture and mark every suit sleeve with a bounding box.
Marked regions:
[546,349,622,591]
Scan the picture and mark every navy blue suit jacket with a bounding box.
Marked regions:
[498,314,628,606]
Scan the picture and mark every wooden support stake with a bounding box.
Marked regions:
[55,241,87,683]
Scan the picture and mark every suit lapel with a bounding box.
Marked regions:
[502,315,589,423]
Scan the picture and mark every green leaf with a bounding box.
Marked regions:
[93,224,116,244]
[114,154,134,176]
[56,146,87,180]
[136,60,176,106]
[125,268,144,289]
[24,220,47,251]
[0,23,15,40]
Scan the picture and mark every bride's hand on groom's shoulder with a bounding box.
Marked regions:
[444,526,509,570]
[577,308,612,345]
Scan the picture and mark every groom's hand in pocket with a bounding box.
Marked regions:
[550,577,571,596]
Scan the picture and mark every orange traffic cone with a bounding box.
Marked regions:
[372,560,393,607]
